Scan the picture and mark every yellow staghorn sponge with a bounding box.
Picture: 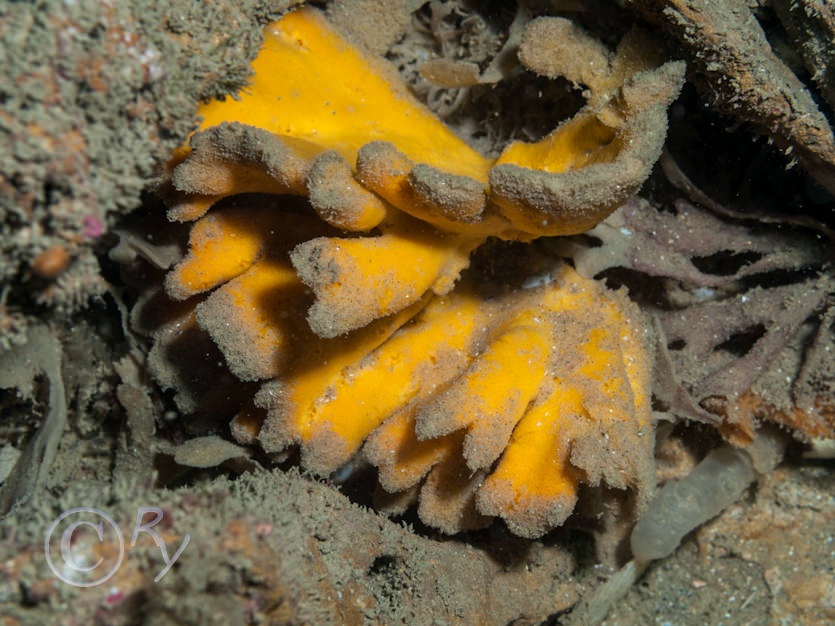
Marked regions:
[163,6,684,337]
[361,263,655,537]
[250,261,653,537]
[146,210,655,537]
[289,213,480,337]
[141,7,662,539]
[256,282,492,473]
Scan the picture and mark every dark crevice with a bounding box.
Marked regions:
[690,250,763,276]
[714,324,766,357]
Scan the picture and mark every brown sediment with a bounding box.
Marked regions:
[519,17,615,91]
[630,0,835,195]
[774,0,835,117]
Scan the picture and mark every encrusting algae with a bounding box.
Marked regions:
[142,6,683,537]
